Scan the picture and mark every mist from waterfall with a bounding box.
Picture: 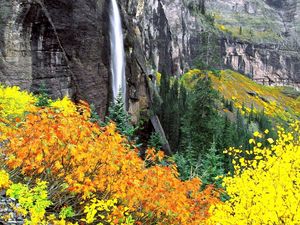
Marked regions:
[109,0,126,103]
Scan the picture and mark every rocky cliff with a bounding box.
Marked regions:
[223,39,300,88]
[122,0,300,89]
[121,0,210,121]
[0,0,111,117]
[122,0,211,76]
[206,0,300,88]
[0,0,159,120]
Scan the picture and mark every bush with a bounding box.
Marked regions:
[209,122,300,224]
[35,84,51,107]
[0,84,36,120]
[105,94,137,141]
[0,86,220,224]
[147,132,164,150]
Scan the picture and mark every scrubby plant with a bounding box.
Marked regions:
[106,94,137,141]
[7,181,52,224]
[147,131,164,150]
[209,122,300,224]
[0,170,10,190]
[199,142,224,188]
[35,84,52,107]
[50,96,77,116]
[0,84,36,119]
[0,86,220,224]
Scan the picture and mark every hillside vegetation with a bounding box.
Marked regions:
[0,85,220,225]
[0,74,300,224]
[182,69,300,120]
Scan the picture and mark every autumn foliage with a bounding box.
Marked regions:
[0,85,219,224]
[208,122,300,224]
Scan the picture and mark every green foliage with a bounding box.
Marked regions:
[158,74,181,151]
[90,103,100,123]
[106,94,137,141]
[174,77,230,183]
[173,152,192,181]
[234,109,252,149]
[59,206,75,220]
[180,77,221,158]
[35,84,51,107]
[147,132,164,150]
[199,142,224,188]
[6,181,52,223]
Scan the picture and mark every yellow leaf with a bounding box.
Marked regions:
[267,138,274,144]
[249,139,255,144]
[253,131,260,137]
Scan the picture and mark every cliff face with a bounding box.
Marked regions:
[122,0,300,88]
[0,0,111,117]
[223,39,300,88]
[105,0,209,121]
[122,0,206,76]
[206,0,300,88]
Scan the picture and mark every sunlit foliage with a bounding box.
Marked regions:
[0,170,11,190]
[0,85,36,119]
[7,181,52,224]
[208,122,300,224]
[0,85,220,224]
[182,69,300,120]
[50,96,77,116]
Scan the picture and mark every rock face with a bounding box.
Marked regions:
[206,0,300,88]
[0,0,111,117]
[123,0,300,89]
[223,39,300,88]
[116,0,210,122]
[122,0,206,76]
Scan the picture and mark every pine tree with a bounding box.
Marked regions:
[200,142,225,188]
[35,83,51,107]
[180,77,221,165]
[105,94,137,141]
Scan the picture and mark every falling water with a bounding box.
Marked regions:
[109,0,126,103]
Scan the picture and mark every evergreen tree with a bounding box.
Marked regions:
[35,84,51,107]
[105,94,137,141]
[180,77,221,165]
[221,116,235,149]
[235,109,251,149]
[166,79,180,150]
[220,116,235,172]
[147,132,164,150]
[200,142,225,188]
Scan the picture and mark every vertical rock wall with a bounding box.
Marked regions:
[206,0,300,88]
[0,0,110,117]
[224,39,300,88]
[122,0,205,76]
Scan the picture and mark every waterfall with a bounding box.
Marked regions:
[109,0,126,103]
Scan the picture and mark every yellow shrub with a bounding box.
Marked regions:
[50,96,77,116]
[209,122,300,224]
[0,170,11,190]
[7,181,52,225]
[0,85,36,119]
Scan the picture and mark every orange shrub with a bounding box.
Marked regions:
[0,102,219,224]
